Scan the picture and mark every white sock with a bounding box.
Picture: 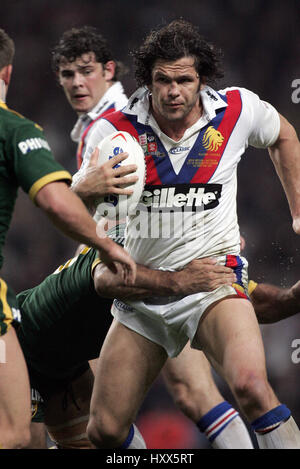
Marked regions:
[256,417,300,449]
[212,415,254,449]
[197,401,253,449]
[121,424,147,449]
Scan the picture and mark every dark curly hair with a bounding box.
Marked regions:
[0,28,15,70]
[51,26,127,81]
[131,19,224,87]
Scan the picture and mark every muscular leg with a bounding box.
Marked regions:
[162,345,253,448]
[162,347,223,421]
[0,327,31,448]
[87,319,168,448]
[195,298,300,448]
[195,298,278,419]
[44,367,95,449]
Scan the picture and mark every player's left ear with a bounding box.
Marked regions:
[104,61,116,82]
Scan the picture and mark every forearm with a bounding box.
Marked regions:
[35,182,112,252]
[94,263,181,300]
[134,264,182,295]
[268,114,300,225]
[251,282,300,323]
[94,257,237,300]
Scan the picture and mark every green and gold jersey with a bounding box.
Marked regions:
[0,101,71,268]
[16,225,126,379]
[17,246,113,378]
[17,247,99,333]
[16,224,126,338]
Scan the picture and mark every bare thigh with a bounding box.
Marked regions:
[90,319,168,437]
[194,298,279,419]
[195,298,267,379]
[0,327,31,447]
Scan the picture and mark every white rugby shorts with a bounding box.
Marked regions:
[111,255,249,357]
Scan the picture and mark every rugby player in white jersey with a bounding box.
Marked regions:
[26,26,253,450]
[51,25,128,170]
[75,19,300,449]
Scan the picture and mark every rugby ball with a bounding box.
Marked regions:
[94,131,146,220]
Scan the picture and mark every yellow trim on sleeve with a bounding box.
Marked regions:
[91,257,102,278]
[0,100,8,110]
[79,246,91,256]
[0,279,13,334]
[0,100,44,126]
[29,170,72,202]
[0,100,24,118]
[248,280,258,296]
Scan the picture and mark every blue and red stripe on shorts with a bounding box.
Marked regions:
[225,255,249,300]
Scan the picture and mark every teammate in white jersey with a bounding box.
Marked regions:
[51,26,128,170]
[76,19,300,449]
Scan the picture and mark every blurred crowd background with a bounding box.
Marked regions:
[1,0,300,449]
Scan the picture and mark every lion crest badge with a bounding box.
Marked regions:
[202,126,224,151]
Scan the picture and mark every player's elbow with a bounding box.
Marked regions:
[270,114,298,149]
[93,264,116,298]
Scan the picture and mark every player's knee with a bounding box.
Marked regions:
[87,413,127,449]
[232,370,271,412]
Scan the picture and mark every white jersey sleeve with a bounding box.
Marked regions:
[71,118,116,186]
[239,87,280,149]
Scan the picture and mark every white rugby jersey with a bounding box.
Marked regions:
[75,85,280,270]
[71,81,127,169]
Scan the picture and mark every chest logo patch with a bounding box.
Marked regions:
[202,126,224,151]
